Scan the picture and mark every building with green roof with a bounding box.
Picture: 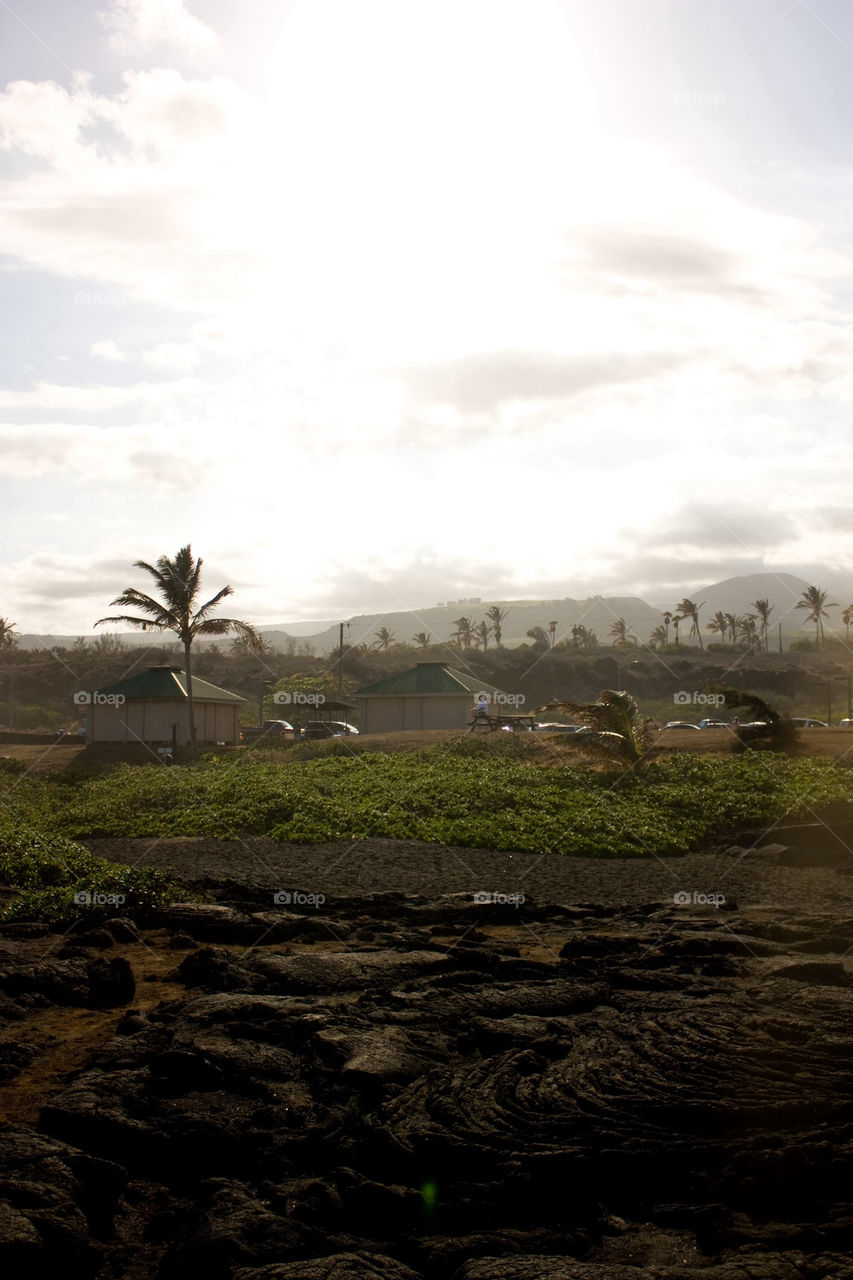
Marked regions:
[83,665,244,746]
[355,662,513,733]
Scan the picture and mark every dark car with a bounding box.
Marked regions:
[302,721,360,739]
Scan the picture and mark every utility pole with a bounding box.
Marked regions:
[338,622,350,705]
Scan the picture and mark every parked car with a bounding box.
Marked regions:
[240,719,295,742]
[662,720,701,730]
[840,718,853,728]
[303,721,359,739]
[697,718,730,729]
[790,717,828,728]
[535,722,583,733]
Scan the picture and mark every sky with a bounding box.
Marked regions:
[4,0,853,634]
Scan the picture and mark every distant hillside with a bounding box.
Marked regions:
[15,573,853,654]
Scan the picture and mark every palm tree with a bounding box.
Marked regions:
[452,616,474,648]
[95,544,260,756]
[723,612,738,647]
[374,626,396,650]
[648,624,668,648]
[0,618,19,650]
[751,598,774,653]
[662,611,673,645]
[706,610,729,643]
[548,620,558,648]
[609,617,632,647]
[676,598,705,649]
[535,690,657,769]
[673,615,680,647]
[738,614,759,649]
[795,585,837,649]
[843,608,853,646]
[485,605,508,648]
[412,631,431,648]
[474,620,491,650]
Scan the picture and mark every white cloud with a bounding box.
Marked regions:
[100,0,220,55]
[91,339,127,361]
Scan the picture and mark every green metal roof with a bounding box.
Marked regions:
[93,665,245,704]
[355,663,509,698]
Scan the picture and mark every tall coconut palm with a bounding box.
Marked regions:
[706,610,729,643]
[648,624,668,648]
[95,545,260,756]
[474,620,491,650]
[751,598,773,653]
[662,611,673,645]
[0,618,19,650]
[723,612,738,646]
[374,626,396,650]
[609,617,634,647]
[485,605,508,648]
[795,585,837,649]
[452,616,474,648]
[548,620,558,648]
[843,608,853,646]
[535,690,657,769]
[738,614,759,649]
[676,598,705,649]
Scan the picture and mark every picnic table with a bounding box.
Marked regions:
[469,712,537,733]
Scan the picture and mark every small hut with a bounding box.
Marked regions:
[355,662,513,733]
[84,665,244,746]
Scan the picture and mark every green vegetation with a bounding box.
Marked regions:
[3,745,852,867]
[0,822,183,925]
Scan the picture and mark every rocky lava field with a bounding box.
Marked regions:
[2,835,853,1279]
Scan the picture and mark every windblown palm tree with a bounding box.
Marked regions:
[412,631,431,648]
[536,690,657,769]
[843,608,853,646]
[676,598,705,649]
[609,617,634,647]
[452,616,474,648]
[95,545,260,755]
[0,618,19,650]
[723,612,738,646]
[705,610,729,643]
[485,605,508,648]
[662,611,673,645]
[648,624,668,647]
[795,585,837,649]
[738,614,759,649]
[474,620,491,650]
[374,627,396,650]
[751,598,773,653]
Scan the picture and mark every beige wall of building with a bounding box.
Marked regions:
[88,700,240,745]
[357,694,472,734]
